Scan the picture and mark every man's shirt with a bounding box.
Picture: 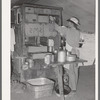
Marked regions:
[55,24,80,48]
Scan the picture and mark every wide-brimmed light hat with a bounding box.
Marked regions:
[67,17,80,25]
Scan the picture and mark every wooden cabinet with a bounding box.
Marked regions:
[12,3,63,55]
[12,4,63,77]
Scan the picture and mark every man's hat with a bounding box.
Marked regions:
[67,17,80,25]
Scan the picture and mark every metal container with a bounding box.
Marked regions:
[28,59,34,68]
[47,39,54,52]
[48,46,54,52]
[44,54,51,64]
[58,50,66,62]
[44,54,54,64]
[51,54,54,62]
[26,78,54,98]
[48,39,54,46]
[66,54,76,62]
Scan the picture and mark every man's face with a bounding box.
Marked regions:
[67,21,75,28]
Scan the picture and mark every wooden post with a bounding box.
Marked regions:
[57,65,65,100]
[15,56,26,82]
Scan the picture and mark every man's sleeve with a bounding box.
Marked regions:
[54,23,66,36]
[79,32,84,42]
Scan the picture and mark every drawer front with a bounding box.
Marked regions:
[38,15,49,23]
[34,8,44,14]
[25,14,37,22]
[43,9,51,14]
[25,7,34,13]
[51,10,60,15]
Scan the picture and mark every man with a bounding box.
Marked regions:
[50,16,81,96]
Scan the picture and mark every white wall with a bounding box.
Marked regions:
[79,33,95,65]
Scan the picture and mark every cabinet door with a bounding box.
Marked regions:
[34,8,44,14]
[51,9,60,15]
[38,15,49,23]
[25,23,44,36]
[25,7,34,13]
[15,26,23,56]
[43,9,51,14]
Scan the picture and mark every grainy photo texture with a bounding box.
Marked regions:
[11,0,96,100]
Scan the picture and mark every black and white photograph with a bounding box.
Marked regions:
[2,0,98,100]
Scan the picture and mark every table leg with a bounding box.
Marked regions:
[20,57,25,82]
[57,65,65,100]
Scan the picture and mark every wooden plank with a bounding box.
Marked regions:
[56,65,65,100]
[50,58,87,67]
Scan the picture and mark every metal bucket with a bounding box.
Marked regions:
[26,78,54,98]
[44,54,52,65]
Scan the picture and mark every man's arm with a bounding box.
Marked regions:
[50,16,66,36]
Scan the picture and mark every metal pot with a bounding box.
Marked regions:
[66,54,76,62]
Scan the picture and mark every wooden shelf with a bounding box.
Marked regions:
[49,58,87,67]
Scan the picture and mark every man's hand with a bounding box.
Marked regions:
[50,16,55,22]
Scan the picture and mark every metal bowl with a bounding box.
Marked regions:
[66,54,76,62]
[55,84,71,95]
[26,78,54,98]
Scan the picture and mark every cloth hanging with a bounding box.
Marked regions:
[11,28,15,52]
